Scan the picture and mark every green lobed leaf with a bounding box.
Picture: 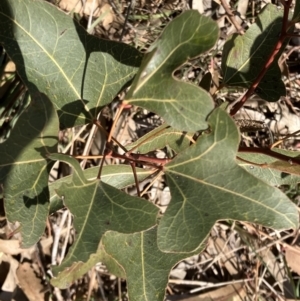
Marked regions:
[0,0,142,128]
[125,10,219,132]
[126,123,194,154]
[0,92,58,247]
[49,164,154,213]
[157,108,299,253]
[50,155,159,274]
[222,4,291,101]
[102,227,205,301]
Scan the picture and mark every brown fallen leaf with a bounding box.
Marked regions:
[99,3,114,29]
[0,239,23,255]
[285,245,300,275]
[59,0,102,17]
[58,0,114,31]
[17,262,48,301]
[0,253,19,293]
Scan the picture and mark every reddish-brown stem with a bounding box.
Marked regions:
[93,119,129,154]
[236,156,267,168]
[285,33,300,38]
[281,0,293,33]
[93,102,129,179]
[230,0,294,115]
[238,146,300,166]
[96,143,107,180]
[130,162,141,197]
[108,102,125,143]
[114,152,170,166]
[74,152,170,167]
[220,0,245,35]
[125,124,171,156]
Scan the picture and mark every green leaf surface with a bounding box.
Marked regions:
[0,92,58,247]
[126,124,194,154]
[238,149,300,186]
[222,4,288,101]
[0,0,141,128]
[102,227,204,301]
[158,108,299,253]
[49,164,154,213]
[125,10,218,132]
[50,155,159,273]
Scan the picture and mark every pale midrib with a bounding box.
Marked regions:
[0,158,44,167]
[225,21,278,82]
[69,182,98,260]
[141,232,148,301]
[168,170,292,222]
[2,12,90,113]
[29,165,48,237]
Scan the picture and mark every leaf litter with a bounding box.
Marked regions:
[0,0,300,300]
